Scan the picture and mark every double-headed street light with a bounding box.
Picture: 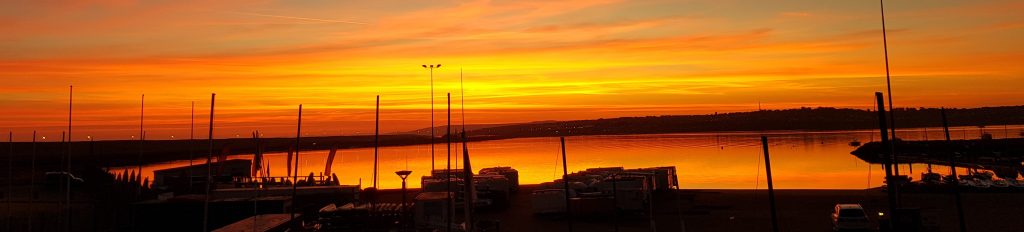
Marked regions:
[422,64,441,171]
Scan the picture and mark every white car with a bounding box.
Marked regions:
[832,204,871,231]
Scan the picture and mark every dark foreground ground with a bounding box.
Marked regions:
[4,184,1024,231]
[375,185,1024,232]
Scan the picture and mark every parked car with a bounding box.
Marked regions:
[832,204,871,231]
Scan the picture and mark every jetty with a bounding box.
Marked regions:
[850,138,1024,179]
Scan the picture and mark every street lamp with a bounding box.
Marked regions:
[395,169,413,230]
[422,64,440,171]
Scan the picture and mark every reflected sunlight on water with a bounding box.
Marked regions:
[114,125,1023,189]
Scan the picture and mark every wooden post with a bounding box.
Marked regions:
[941,108,967,232]
[761,136,780,232]
[560,137,573,232]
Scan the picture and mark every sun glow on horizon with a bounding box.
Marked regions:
[1,0,1023,141]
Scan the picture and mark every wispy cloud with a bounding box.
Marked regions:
[225,11,368,25]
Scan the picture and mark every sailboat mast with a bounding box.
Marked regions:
[137,94,145,195]
[202,93,216,232]
[374,96,380,189]
[65,85,73,232]
[446,92,452,232]
[291,104,303,221]
[190,101,195,192]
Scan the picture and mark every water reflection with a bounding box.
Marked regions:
[114,125,1023,189]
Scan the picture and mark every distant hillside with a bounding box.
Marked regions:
[462,106,1024,139]
[13,106,1024,168]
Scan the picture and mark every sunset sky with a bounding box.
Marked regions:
[1,0,1022,141]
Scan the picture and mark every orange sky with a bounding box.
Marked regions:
[1,0,1023,141]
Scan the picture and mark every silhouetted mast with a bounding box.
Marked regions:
[461,132,474,232]
[875,92,898,220]
[137,94,145,195]
[880,0,900,177]
[761,136,779,232]
[6,132,11,232]
[202,93,216,232]
[374,96,380,189]
[941,109,967,232]
[65,85,73,232]
[190,101,195,192]
[560,137,573,232]
[446,92,452,232]
[28,131,36,232]
[291,104,303,222]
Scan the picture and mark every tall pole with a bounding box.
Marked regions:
[6,132,11,232]
[612,173,619,232]
[203,93,216,232]
[138,94,145,196]
[461,132,474,232]
[28,131,36,232]
[252,131,260,232]
[880,0,900,177]
[374,96,380,189]
[445,92,452,232]
[875,92,898,222]
[65,85,73,232]
[291,105,303,222]
[190,101,195,192]
[424,64,441,171]
[941,108,967,232]
[761,136,780,232]
[460,69,466,134]
[560,137,573,232]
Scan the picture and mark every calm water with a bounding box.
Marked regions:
[115,125,1023,189]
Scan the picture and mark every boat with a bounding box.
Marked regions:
[920,172,942,185]
[531,189,569,214]
[1009,179,1024,188]
[849,140,861,147]
[992,179,1010,188]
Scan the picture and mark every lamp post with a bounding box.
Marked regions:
[422,64,440,171]
[396,170,413,231]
